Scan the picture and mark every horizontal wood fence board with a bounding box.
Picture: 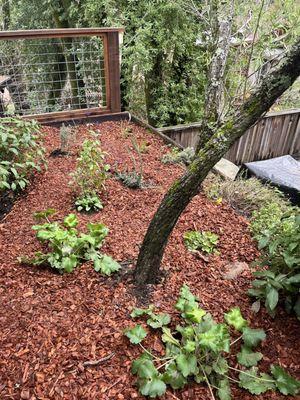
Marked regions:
[0,28,124,40]
[158,109,300,165]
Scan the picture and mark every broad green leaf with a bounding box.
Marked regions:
[64,213,78,228]
[242,328,266,348]
[224,307,248,331]
[94,254,120,275]
[237,346,263,367]
[147,313,171,329]
[132,353,154,376]
[184,306,206,323]
[239,367,275,394]
[124,324,147,344]
[212,357,229,374]
[266,287,279,311]
[138,377,166,398]
[61,255,78,273]
[130,306,154,318]
[176,353,198,377]
[199,324,230,353]
[183,340,196,353]
[175,284,198,312]
[271,365,300,395]
[163,361,187,389]
[217,378,231,400]
[176,325,195,339]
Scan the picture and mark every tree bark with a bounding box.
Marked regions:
[134,37,300,286]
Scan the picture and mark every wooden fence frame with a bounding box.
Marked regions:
[0,28,124,123]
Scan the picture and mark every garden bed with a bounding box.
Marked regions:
[0,121,299,399]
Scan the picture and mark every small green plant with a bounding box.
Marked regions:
[70,139,109,212]
[19,209,120,275]
[116,136,144,189]
[161,146,195,166]
[0,117,46,192]
[124,285,300,399]
[74,193,103,212]
[183,230,219,254]
[249,206,300,318]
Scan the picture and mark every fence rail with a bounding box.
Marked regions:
[0,28,123,123]
[158,109,300,164]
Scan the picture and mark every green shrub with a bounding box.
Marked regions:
[183,230,219,254]
[70,139,109,212]
[19,209,120,275]
[161,146,195,166]
[249,206,300,318]
[0,117,46,192]
[124,285,300,398]
[203,175,290,217]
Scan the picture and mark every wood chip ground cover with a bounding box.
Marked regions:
[0,121,298,400]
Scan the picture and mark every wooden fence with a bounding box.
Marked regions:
[158,109,300,165]
[0,28,123,124]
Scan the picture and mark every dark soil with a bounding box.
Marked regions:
[0,121,299,400]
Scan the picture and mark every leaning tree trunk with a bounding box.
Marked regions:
[134,37,300,286]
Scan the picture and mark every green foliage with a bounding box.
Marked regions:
[224,307,248,332]
[271,365,300,395]
[183,230,219,254]
[75,193,103,213]
[203,175,290,217]
[19,210,120,275]
[125,325,147,344]
[116,170,143,189]
[0,117,46,192]
[249,207,300,317]
[70,139,109,212]
[161,146,195,166]
[125,286,299,399]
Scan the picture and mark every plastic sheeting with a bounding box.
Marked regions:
[244,155,300,204]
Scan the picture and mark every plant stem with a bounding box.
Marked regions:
[229,366,275,383]
[230,334,243,346]
[199,362,216,400]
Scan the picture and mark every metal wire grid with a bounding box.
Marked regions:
[0,36,107,115]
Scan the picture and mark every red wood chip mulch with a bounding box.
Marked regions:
[0,121,299,400]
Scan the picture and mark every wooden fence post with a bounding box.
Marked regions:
[105,31,121,113]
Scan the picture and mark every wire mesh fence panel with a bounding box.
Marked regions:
[0,35,107,116]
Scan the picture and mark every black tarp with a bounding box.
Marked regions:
[244,155,300,204]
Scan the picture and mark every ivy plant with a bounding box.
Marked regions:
[183,230,219,254]
[249,207,300,318]
[0,117,46,192]
[19,209,120,275]
[124,285,300,399]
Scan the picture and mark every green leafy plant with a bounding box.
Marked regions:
[19,209,120,275]
[161,146,195,166]
[0,117,46,192]
[74,193,103,213]
[249,207,300,317]
[183,230,219,254]
[70,139,109,212]
[125,285,300,399]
